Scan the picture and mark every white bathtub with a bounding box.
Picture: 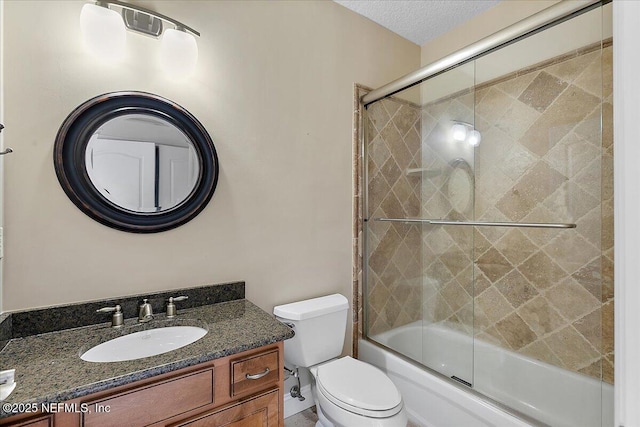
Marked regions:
[359,322,613,427]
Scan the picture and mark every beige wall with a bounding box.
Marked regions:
[1,0,419,358]
[421,1,559,66]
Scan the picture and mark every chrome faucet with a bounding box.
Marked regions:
[138,299,154,323]
[97,304,124,328]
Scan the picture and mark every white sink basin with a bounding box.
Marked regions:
[81,326,208,362]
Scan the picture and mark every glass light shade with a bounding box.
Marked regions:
[468,129,482,146]
[80,3,126,62]
[160,29,198,79]
[451,123,467,142]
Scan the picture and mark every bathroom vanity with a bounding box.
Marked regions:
[0,284,293,427]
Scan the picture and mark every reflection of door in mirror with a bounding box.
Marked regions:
[158,145,197,210]
[86,137,156,212]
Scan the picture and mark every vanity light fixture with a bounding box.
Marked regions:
[451,121,481,147]
[80,1,200,77]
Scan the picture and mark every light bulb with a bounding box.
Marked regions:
[468,129,482,146]
[80,3,126,62]
[451,123,467,142]
[160,29,198,79]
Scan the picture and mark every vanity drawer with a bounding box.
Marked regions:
[82,369,213,427]
[172,388,279,427]
[231,350,279,397]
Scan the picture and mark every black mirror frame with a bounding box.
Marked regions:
[54,91,219,233]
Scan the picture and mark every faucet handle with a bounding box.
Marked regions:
[166,296,188,318]
[96,305,123,328]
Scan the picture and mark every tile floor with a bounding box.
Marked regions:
[284,407,318,427]
[284,407,421,426]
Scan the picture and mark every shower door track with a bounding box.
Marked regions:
[361,0,605,106]
[372,218,576,229]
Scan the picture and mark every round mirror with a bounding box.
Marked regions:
[54,92,219,233]
[446,158,473,215]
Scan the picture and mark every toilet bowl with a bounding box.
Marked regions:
[273,294,407,427]
[311,356,407,427]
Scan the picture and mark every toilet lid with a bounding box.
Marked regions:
[316,357,402,413]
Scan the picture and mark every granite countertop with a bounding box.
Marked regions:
[0,299,294,418]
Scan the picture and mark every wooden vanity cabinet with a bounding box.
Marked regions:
[1,342,284,427]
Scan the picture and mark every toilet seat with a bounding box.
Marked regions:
[315,356,403,418]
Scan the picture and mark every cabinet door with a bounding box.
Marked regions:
[173,389,279,427]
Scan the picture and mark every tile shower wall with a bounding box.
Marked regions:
[366,98,423,336]
[420,42,613,382]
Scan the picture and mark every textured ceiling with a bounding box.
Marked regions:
[334,0,501,45]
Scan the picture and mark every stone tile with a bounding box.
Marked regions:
[496,269,539,309]
[573,159,602,200]
[367,103,391,133]
[368,135,392,173]
[520,84,601,157]
[393,104,420,137]
[545,132,601,179]
[284,406,318,427]
[423,294,453,323]
[496,162,567,221]
[441,280,471,313]
[476,287,513,324]
[476,248,513,282]
[476,125,515,170]
[602,254,614,302]
[495,313,537,350]
[543,181,599,221]
[545,50,599,84]
[368,226,401,276]
[521,340,563,366]
[476,87,514,123]
[498,144,538,182]
[602,354,614,384]
[573,308,601,350]
[404,127,421,155]
[380,191,405,219]
[602,300,614,354]
[473,229,492,257]
[441,244,471,277]
[544,233,600,275]
[379,156,402,190]
[473,271,492,296]
[578,359,601,380]
[368,282,391,316]
[382,297,402,326]
[425,227,454,255]
[575,207,601,248]
[573,52,603,98]
[602,46,613,98]
[380,123,413,169]
[518,71,569,113]
[391,175,413,205]
[496,72,538,98]
[495,99,541,141]
[518,250,566,290]
[572,107,602,147]
[546,278,601,321]
[495,229,538,266]
[381,98,402,117]
[544,325,599,370]
[602,102,613,153]
[477,326,511,349]
[424,259,454,289]
[572,258,603,301]
[367,171,391,214]
[518,296,566,337]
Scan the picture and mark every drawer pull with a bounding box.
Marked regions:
[245,368,270,380]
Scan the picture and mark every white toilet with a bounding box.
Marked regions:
[274,294,408,427]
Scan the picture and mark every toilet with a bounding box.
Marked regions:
[274,294,408,427]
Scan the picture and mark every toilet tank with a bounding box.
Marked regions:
[273,294,349,368]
